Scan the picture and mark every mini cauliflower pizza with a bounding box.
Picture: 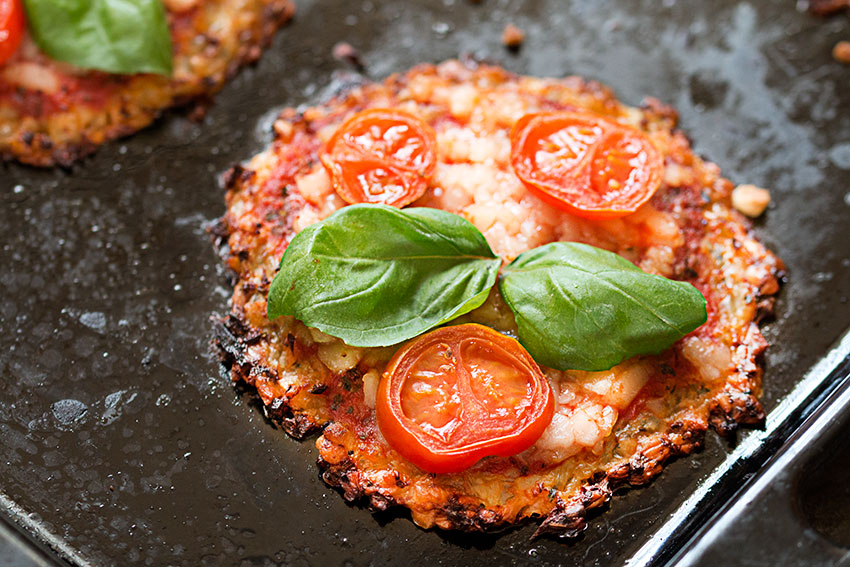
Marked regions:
[213,60,783,537]
[0,0,294,166]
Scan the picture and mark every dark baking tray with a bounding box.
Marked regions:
[671,354,850,567]
[2,1,850,565]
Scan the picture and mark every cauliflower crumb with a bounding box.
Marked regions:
[501,24,525,49]
[362,371,380,408]
[679,336,733,383]
[332,41,365,70]
[273,119,294,142]
[317,341,363,373]
[833,41,850,64]
[732,184,771,217]
[295,166,333,206]
[1,62,61,94]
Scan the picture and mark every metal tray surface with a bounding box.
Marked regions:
[671,355,850,566]
[2,1,850,565]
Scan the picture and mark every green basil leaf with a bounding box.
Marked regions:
[267,204,502,347]
[24,0,173,75]
[499,242,707,371]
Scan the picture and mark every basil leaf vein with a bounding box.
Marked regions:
[267,204,501,347]
[24,0,173,76]
[499,242,707,371]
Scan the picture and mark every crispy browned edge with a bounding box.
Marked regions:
[212,301,772,538]
[1,0,294,167]
[209,78,783,539]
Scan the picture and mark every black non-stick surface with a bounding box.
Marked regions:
[671,358,850,567]
[2,1,850,565]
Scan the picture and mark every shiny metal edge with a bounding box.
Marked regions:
[672,370,850,566]
[626,328,850,567]
[0,491,88,567]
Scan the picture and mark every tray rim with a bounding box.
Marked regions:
[628,329,850,567]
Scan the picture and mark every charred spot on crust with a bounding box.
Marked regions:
[640,97,679,129]
[266,398,322,439]
[533,499,588,539]
[213,315,266,366]
[319,458,363,502]
[338,368,363,391]
[223,164,257,192]
[438,497,507,532]
[709,391,765,438]
[212,315,251,374]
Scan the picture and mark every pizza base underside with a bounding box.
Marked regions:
[0,0,294,167]
[213,60,783,537]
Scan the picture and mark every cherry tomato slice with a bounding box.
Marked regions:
[320,108,437,208]
[510,112,663,219]
[376,324,554,474]
[0,0,24,65]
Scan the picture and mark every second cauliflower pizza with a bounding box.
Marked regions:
[213,60,783,536]
[0,0,294,166]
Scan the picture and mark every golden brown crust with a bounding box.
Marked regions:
[0,0,294,167]
[213,60,784,536]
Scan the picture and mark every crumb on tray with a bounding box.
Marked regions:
[501,24,525,49]
[332,41,365,70]
[732,184,771,217]
[833,40,850,64]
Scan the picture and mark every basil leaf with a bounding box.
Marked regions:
[499,242,707,371]
[24,0,173,75]
[267,204,502,347]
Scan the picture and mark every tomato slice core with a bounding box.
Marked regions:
[463,338,535,420]
[320,108,437,208]
[330,154,424,206]
[0,0,24,65]
[510,112,663,219]
[399,341,463,440]
[377,324,554,474]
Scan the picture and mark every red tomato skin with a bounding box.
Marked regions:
[510,112,664,219]
[0,0,24,65]
[321,108,437,208]
[376,324,555,474]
